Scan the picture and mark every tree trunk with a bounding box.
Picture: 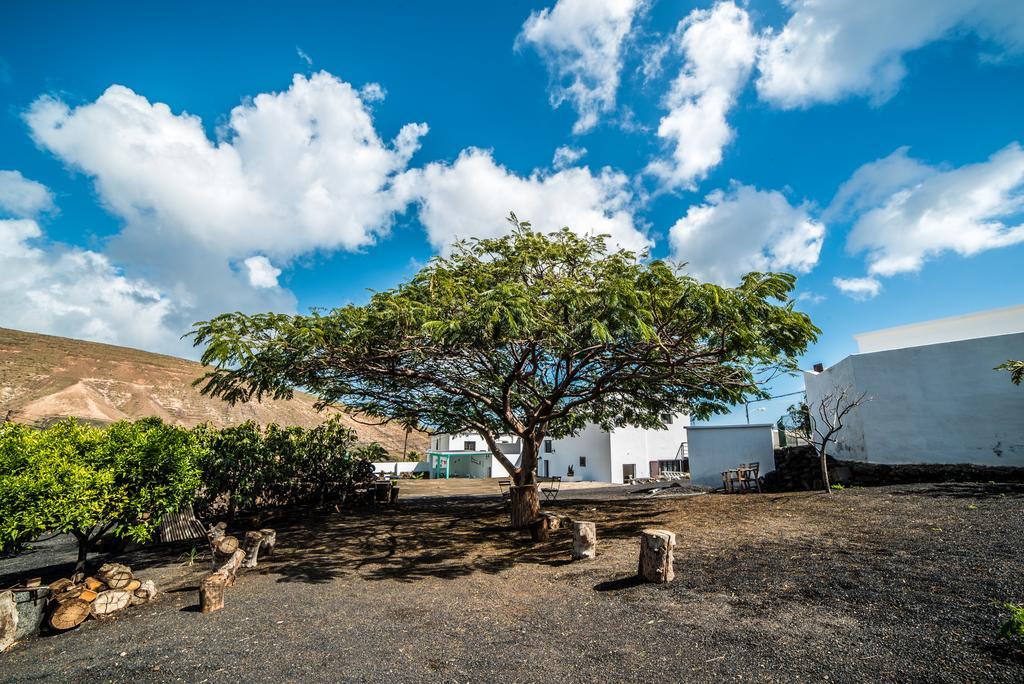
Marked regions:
[72,532,89,581]
[571,521,597,560]
[820,446,832,494]
[509,484,540,529]
[638,528,676,584]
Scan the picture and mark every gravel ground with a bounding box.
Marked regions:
[2,482,1023,683]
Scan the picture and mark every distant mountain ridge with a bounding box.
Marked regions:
[0,327,426,457]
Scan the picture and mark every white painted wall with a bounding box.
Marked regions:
[687,425,775,488]
[806,332,1024,466]
[373,461,431,476]
[434,413,689,483]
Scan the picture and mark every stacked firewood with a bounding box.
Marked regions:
[48,563,157,631]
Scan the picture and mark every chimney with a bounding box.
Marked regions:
[812,362,824,373]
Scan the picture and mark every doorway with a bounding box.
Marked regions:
[622,463,636,482]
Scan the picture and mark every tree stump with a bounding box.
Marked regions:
[124,579,142,593]
[83,577,104,592]
[259,529,277,556]
[96,563,133,590]
[571,521,597,560]
[539,512,561,531]
[78,589,99,603]
[131,580,157,606]
[0,591,17,652]
[242,531,265,568]
[49,598,90,631]
[200,574,227,613]
[207,523,240,566]
[638,528,676,584]
[390,485,400,504]
[528,516,550,542]
[222,549,246,587]
[510,484,540,529]
[91,589,132,616]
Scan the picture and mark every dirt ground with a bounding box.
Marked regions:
[398,477,620,498]
[2,482,1023,683]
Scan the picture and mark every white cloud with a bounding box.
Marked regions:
[795,291,826,305]
[757,0,1024,108]
[668,184,824,285]
[26,72,427,261]
[244,255,282,289]
[21,72,425,351]
[842,143,1024,276]
[0,218,178,351]
[552,145,587,169]
[518,0,647,134]
[395,147,651,254]
[833,276,882,300]
[0,170,55,218]
[646,2,758,190]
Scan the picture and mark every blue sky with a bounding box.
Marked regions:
[1,1,1023,424]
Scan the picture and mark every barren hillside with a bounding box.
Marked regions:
[0,327,426,457]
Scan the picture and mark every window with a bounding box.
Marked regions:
[579,456,587,467]
[544,439,553,453]
[464,440,476,451]
[661,413,673,424]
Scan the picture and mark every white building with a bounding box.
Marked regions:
[430,413,690,484]
[687,424,776,488]
[804,305,1024,467]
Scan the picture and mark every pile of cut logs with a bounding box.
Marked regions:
[201,523,276,613]
[48,563,157,631]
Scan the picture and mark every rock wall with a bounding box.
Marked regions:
[764,446,1024,492]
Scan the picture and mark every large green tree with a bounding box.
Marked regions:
[192,216,818,525]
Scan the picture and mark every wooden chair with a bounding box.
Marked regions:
[739,463,761,493]
[721,469,741,493]
[540,476,562,502]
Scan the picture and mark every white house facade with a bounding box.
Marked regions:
[804,305,1024,467]
[429,413,690,484]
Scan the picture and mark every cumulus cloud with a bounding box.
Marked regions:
[647,1,758,190]
[26,72,427,260]
[395,147,651,254]
[757,0,1024,108]
[0,170,55,218]
[668,184,824,285]
[833,276,882,300]
[244,255,282,289]
[552,145,587,169]
[841,143,1024,277]
[0,218,178,351]
[518,0,647,133]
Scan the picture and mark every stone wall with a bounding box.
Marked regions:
[764,446,1024,492]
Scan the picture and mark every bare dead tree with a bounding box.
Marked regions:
[809,386,869,494]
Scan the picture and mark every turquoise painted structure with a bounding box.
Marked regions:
[426,450,493,479]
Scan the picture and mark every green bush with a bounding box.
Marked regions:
[0,418,204,573]
[193,416,380,516]
[999,602,1024,645]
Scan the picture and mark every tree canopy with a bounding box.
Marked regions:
[193,215,818,519]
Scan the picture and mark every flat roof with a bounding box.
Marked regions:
[688,423,774,430]
[854,304,1024,353]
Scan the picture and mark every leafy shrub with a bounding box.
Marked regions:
[0,418,204,572]
[999,602,1024,645]
[193,416,380,516]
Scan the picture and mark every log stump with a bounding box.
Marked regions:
[96,563,133,590]
[49,598,90,631]
[528,516,550,542]
[510,484,540,529]
[91,589,132,616]
[638,528,676,584]
[539,512,562,531]
[222,549,246,587]
[200,574,227,613]
[0,591,16,652]
[258,529,277,556]
[571,521,597,560]
[242,531,265,568]
[83,577,104,592]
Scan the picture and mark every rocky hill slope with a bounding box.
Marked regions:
[0,327,426,457]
